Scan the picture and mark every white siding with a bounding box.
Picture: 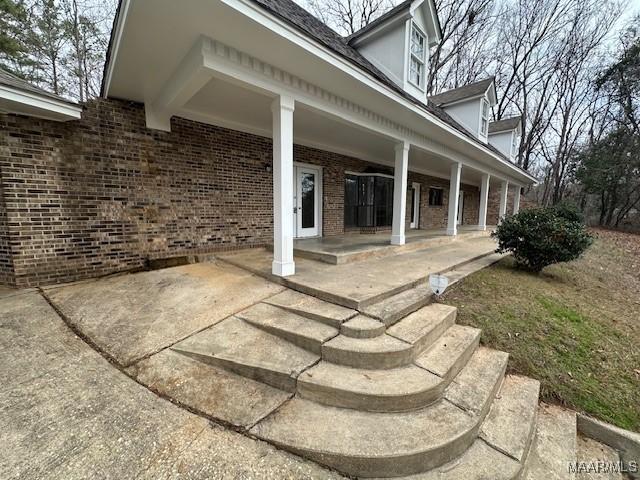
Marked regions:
[488,130,514,159]
[358,23,407,88]
[443,100,481,137]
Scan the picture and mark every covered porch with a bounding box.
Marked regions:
[107,7,531,277]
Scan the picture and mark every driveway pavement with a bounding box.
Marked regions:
[0,290,342,479]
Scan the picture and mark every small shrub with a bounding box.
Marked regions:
[492,207,593,273]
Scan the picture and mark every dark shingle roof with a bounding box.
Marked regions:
[428,77,495,106]
[489,116,521,133]
[0,68,77,105]
[346,0,413,43]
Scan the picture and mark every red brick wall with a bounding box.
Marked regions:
[1,98,485,287]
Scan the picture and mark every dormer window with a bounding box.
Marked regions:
[409,23,426,89]
[480,99,489,138]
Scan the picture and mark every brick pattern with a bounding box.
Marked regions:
[0,98,494,287]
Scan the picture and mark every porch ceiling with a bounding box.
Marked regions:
[182,77,483,185]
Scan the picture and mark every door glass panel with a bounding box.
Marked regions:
[301,172,315,228]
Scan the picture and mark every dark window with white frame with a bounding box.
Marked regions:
[428,187,443,206]
[480,99,489,137]
[409,23,426,88]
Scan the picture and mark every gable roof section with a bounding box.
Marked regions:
[0,68,81,121]
[429,77,496,106]
[489,116,521,134]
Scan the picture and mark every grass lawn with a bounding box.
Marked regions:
[442,228,640,431]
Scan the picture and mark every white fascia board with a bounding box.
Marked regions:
[0,85,82,120]
[102,0,131,97]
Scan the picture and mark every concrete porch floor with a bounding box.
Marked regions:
[220,234,499,309]
[293,226,494,265]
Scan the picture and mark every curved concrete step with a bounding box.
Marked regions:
[362,283,433,327]
[522,403,577,480]
[252,347,509,477]
[340,314,386,338]
[480,375,540,463]
[297,361,442,412]
[321,333,414,369]
[415,324,481,382]
[298,326,482,412]
[236,302,338,354]
[263,289,357,328]
[171,316,319,392]
[389,374,540,479]
[386,303,457,357]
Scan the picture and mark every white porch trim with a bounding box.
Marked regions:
[478,173,490,231]
[513,186,521,214]
[391,141,410,245]
[447,162,462,236]
[499,180,509,221]
[271,95,296,277]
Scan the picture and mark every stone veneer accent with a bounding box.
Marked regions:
[1,98,502,287]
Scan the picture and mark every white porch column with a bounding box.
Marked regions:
[498,180,509,221]
[447,162,462,235]
[271,95,296,277]
[513,186,521,214]
[391,141,410,245]
[478,173,490,231]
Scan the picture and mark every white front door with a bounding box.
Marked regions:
[410,182,420,229]
[457,190,464,225]
[293,165,321,238]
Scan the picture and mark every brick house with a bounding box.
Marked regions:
[0,0,535,288]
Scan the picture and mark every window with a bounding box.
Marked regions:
[511,134,519,159]
[428,187,443,206]
[409,23,426,88]
[344,174,394,228]
[480,99,489,137]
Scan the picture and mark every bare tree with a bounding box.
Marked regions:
[427,0,496,94]
[306,0,394,35]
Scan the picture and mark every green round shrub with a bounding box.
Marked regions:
[491,207,593,273]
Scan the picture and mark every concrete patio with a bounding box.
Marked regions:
[292,227,493,265]
[221,234,499,309]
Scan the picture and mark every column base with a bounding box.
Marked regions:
[475,225,487,231]
[272,260,295,277]
[390,234,405,246]
[446,227,457,236]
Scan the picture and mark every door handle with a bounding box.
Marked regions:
[293,207,298,213]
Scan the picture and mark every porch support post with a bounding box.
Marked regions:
[447,162,462,236]
[271,95,296,277]
[513,186,521,214]
[478,173,490,231]
[391,141,410,245]
[499,180,509,221]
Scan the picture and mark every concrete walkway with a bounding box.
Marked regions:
[0,290,342,479]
